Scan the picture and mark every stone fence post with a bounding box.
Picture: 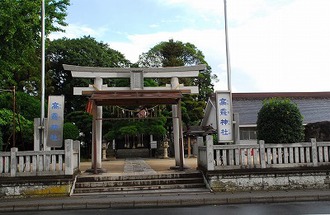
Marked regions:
[259,140,266,168]
[311,138,318,167]
[73,140,80,171]
[10,148,18,177]
[65,139,74,175]
[206,135,214,171]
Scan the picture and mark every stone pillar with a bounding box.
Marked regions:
[91,77,103,170]
[65,139,74,175]
[172,104,181,166]
[34,118,40,151]
[171,77,185,168]
[206,135,214,171]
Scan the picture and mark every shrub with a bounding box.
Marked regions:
[63,122,79,140]
[257,98,304,143]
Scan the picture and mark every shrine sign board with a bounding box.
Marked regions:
[215,91,234,143]
[46,95,65,147]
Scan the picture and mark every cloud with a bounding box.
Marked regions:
[49,24,108,41]
[229,0,330,92]
[51,0,330,93]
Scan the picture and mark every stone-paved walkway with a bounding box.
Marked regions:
[123,158,157,174]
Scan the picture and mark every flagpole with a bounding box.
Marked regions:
[40,0,46,151]
[224,0,232,91]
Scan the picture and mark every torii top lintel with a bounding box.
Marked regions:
[63,64,206,78]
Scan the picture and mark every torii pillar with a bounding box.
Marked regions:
[171,77,185,169]
[90,77,104,173]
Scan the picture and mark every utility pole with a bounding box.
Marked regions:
[224,0,232,91]
[40,0,46,151]
[12,86,16,147]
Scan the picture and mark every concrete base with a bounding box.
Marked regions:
[85,168,107,174]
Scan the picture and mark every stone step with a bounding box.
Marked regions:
[76,172,202,182]
[72,187,210,196]
[73,183,206,194]
[75,177,204,188]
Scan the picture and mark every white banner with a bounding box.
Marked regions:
[46,95,64,147]
[216,91,233,143]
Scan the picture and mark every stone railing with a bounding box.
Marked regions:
[0,139,80,177]
[198,136,330,171]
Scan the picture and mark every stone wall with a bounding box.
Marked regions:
[207,171,330,192]
[0,176,73,198]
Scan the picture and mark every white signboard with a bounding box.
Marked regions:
[216,91,233,143]
[47,95,64,147]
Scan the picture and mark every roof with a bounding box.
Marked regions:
[207,92,330,127]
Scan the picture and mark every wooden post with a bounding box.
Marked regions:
[311,138,318,167]
[259,140,266,168]
[65,139,73,175]
[187,136,191,158]
[10,147,18,177]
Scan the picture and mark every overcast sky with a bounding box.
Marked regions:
[50,0,330,93]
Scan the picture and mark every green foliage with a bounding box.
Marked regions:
[137,39,217,128]
[46,36,131,112]
[119,125,138,136]
[0,92,41,121]
[257,98,304,143]
[0,0,70,93]
[0,109,33,150]
[104,130,116,142]
[65,111,92,142]
[138,39,216,101]
[63,122,79,140]
[0,129,3,151]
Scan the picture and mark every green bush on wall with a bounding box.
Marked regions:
[63,122,79,140]
[0,130,3,151]
[257,98,304,143]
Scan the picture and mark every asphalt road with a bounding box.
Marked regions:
[4,201,330,215]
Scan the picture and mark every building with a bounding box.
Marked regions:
[202,92,330,141]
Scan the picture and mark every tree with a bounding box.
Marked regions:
[63,122,79,140]
[0,92,41,121]
[257,98,304,143]
[138,39,217,126]
[0,0,70,94]
[0,109,33,150]
[138,39,217,101]
[46,36,131,113]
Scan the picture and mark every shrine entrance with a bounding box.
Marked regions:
[63,64,205,173]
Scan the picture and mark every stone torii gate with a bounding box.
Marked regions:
[63,64,205,173]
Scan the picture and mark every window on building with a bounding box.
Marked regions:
[240,128,257,140]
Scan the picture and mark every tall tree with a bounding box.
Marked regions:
[46,36,131,113]
[0,0,70,94]
[138,39,217,126]
[138,39,217,101]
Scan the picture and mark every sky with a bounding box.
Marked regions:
[50,0,330,93]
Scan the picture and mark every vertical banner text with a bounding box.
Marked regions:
[47,95,64,147]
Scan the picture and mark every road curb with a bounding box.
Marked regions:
[1,192,330,212]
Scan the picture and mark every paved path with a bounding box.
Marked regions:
[123,158,157,174]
